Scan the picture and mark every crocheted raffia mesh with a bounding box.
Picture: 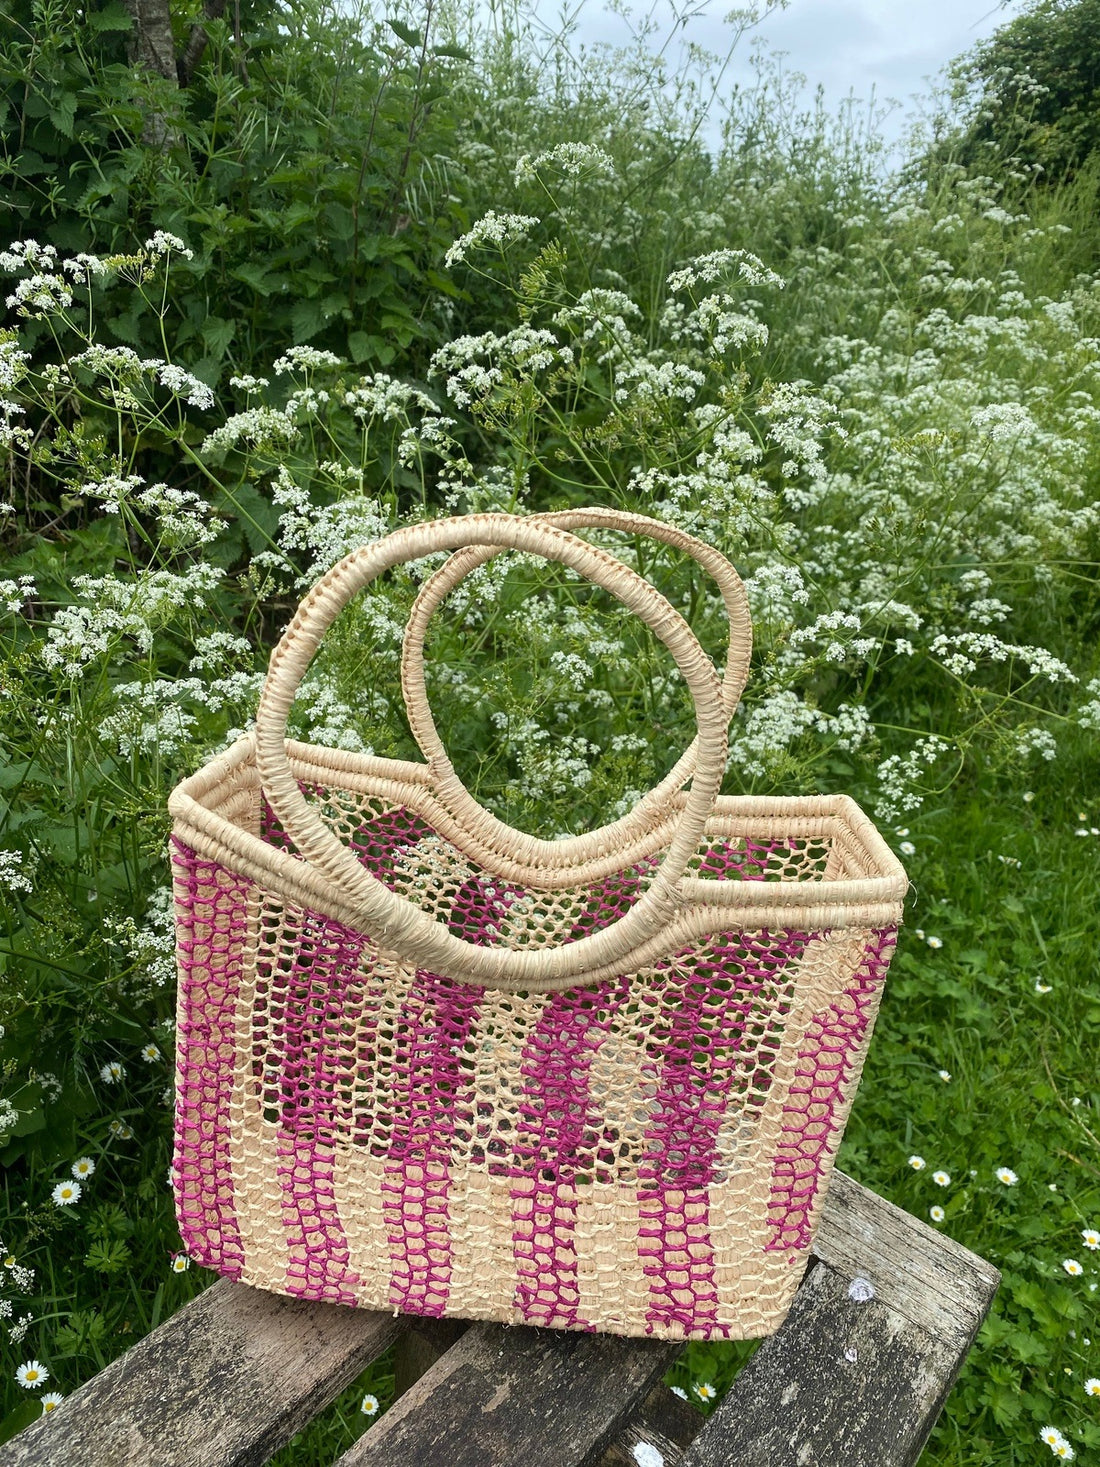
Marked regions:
[172,781,896,1341]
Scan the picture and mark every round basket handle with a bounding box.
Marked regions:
[254,513,729,991]
[399,506,752,867]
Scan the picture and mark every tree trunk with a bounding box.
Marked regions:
[122,0,179,147]
[179,1,229,87]
[123,0,177,80]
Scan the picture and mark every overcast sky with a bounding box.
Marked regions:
[536,0,1025,151]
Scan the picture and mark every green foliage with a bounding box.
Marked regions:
[938,0,1100,184]
[0,0,466,427]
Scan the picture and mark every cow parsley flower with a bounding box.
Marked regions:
[144,231,193,259]
[514,142,614,183]
[445,212,539,267]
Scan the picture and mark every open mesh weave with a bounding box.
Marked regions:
[173,778,896,1341]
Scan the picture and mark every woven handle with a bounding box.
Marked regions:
[254,513,729,990]
[399,506,752,868]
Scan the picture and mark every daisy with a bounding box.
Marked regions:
[71,1157,95,1180]
[1084,1379,1100,1397]
[141,1043,161,1063]
[938,1070,951,1082]
[1040,1427,1065,1448]
[669,1386,688,1400]
[108,1120,133,1140]
[932,1171,950,1187]
[360,1393,379,1416]
[1035,979,1052,994]
[694,1382,717,1402]
[930,1206,945,1222]
[1082,1229,1099,1250]
[1022,791,1034,802]
[1063,1259,1083,1277]
[1053,1444,1075,1461]
[40,1392,63,1414]
[926,935,943,949]
[99,1062,124,1084]
[899,840,916,856]
[908,1155,926,1171]
[15,1361,48,1389]
[170,1254,190,1273]
[51,1181,81,1207]
[995,1167,1018,1185]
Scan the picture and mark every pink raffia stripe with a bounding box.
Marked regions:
[638,931,810,1337]
[381,968,482,1315]
[764,927,897,1255]
[171,839,248,1280]
[270,907,367,1304]
[508,973,632,1329]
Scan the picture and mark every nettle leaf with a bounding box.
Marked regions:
[388,18,422,47]
[201,316,236,360]
[87,1,132,31]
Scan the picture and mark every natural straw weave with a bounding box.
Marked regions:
[169,509,907,1341]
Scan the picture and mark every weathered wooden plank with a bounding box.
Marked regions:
[678,1172,1000,1467]
[335,1320,680,1467]
[2,1279,404,1467]
[598,1384,702,1466]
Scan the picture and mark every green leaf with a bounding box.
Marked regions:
[388,18,422,46]
[200,316,236,360]
[290,299,326,344]
[432,43,472,60]
[0,1401,41,1447]
[49,94,77,139]
[87,2,132,31]
[348,330,376,363]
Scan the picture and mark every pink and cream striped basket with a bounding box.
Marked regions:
[169,509,907,1342]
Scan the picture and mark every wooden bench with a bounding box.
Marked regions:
[2,1172,998,1467]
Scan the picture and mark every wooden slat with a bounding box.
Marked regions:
[598,1384,703,1466]
[2,1279,404,1467]
[334,1320,679,1467]
[677,1172,1000,1467]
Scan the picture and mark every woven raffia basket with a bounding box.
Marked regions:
[169,509,907,1342]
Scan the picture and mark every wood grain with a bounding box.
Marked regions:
[677,1172,1000,1467]
[334,1320,679,1467]
[1,1279,404,1467]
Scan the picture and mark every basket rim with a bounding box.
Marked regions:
[169,734,908,946]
